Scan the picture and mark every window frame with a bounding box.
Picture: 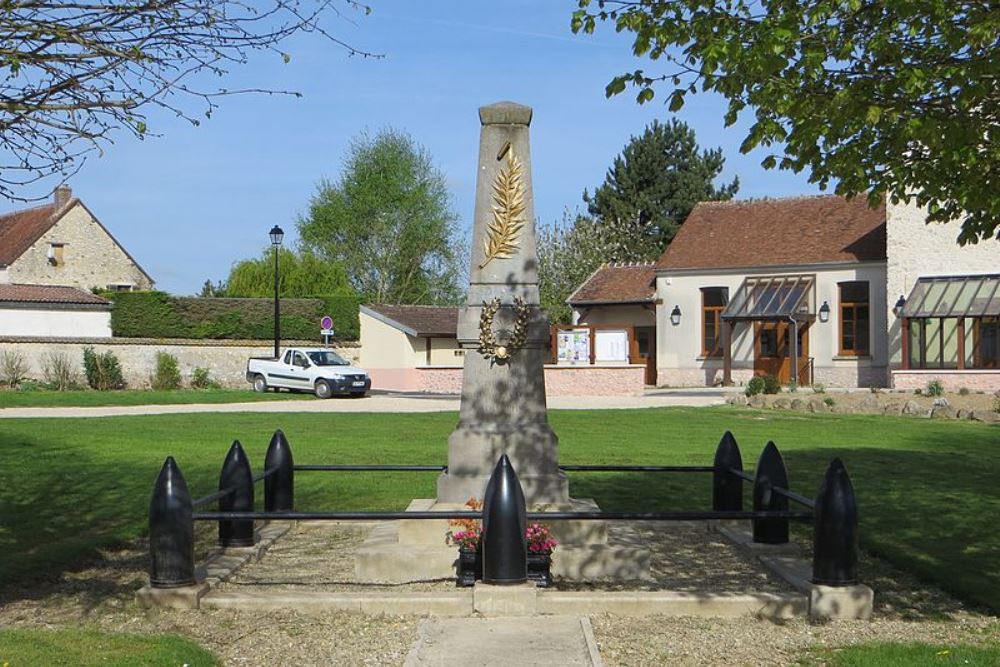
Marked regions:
[838,281,870,357]
[701,286,729,357]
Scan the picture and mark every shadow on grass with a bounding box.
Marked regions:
[565,439,1000,617]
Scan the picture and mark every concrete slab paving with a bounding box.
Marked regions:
[403,616,601,666]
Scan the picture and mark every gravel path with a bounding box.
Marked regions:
[0,389,728,418]
[217,521,791,594]
[1,523,995,666]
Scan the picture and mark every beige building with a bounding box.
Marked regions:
[0,185,153,292]
[359,304,463,392]
[571,195,1000,390]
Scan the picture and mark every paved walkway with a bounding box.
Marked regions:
[404,616,602,666]
[0,388,729,418]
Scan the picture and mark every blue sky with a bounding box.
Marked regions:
[2,1,821,294]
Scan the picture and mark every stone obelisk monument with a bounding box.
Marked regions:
[356,103,649,583]
[436,101,568,506]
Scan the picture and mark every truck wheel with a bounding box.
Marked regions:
[314,379,333,399]
[253,375,268,393]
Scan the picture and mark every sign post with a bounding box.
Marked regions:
[320,316,335,346]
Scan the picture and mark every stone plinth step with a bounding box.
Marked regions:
[396,498,608,547]
[355,520,650,583]
[202,590,471,616]
[536,591,807,619]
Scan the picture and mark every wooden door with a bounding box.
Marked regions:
[633,326,657,385]
[754,322,809,384]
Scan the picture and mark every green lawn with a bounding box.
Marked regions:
[799,642,1000,666]
[0,407,998,611]
[0,388,314,408]
[0,628,218,666]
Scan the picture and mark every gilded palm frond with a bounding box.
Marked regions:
[479,150,526,269]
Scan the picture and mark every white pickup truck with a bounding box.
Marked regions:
[246,347,371,398]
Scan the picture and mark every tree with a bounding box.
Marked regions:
[0,0,377,199]
[199,279,226,297]
[298,129,463,305]
[572,1,1000,243]
[223,248,353,297]
[585,119,738,249]
[538,210,658,323]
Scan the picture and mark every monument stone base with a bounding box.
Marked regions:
[355,498,651,583]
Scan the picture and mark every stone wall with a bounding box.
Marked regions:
[891,370,1000,393]
[0,337,360,389]
[8,202,153,291]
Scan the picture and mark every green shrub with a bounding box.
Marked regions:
[823,396,836,407]
[0,349,29,388]
[762,374,781,394]
[926,379,945,397]
[787,381,798,393]
[190,367,221,390]
[150,352,181,390]
[994,396,1000,415]
[41,351,80,390]
[745,376,765,396]
[958,387,970,396]
[108,292,362,341]
[82,347,125,391]
[811,383,826,394]
[914,388,923,395]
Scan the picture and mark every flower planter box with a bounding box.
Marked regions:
[527,551,553,588]
[456,548,553,587]
[456,546,482,587]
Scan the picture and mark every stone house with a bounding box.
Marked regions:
[0,185,153,292]
[0,185,153,339]
[571,195,999,390]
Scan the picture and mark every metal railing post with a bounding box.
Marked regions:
[264,429,294,512]
[481,454,527,585]
[713,431,743,511]
[219,440,255,547]
[753,441,789,544]
[812,458,859,586]
[148,457,196,588]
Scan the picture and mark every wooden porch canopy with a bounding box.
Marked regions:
[719,274,816,385]
[898,273,1000,370]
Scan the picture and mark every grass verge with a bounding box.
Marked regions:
[0,388,313,408]
[0,628,218,666]
[0,407,997,611]
[799,641,1000,666]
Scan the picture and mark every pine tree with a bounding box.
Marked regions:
[584,119,738,249]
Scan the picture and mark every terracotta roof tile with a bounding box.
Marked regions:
[363,304,458,337]
[0,203,58,266]
[0,284,110,305]
[656,195,886,271]
[568,264,657,305]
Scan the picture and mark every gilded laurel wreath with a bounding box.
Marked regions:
[479,149,526,269]
[478,296,530,363]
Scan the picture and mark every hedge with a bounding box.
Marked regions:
[109,292,361,341]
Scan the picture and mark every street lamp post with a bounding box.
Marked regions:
[269,225,284,359]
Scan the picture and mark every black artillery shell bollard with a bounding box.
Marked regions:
[264,429,294,512]
[713,431,743,511]
[219,440,255,547]
[812,458,859,586]
[148,457,196,588]
[481,454,527,585]
[752,441,789,544]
